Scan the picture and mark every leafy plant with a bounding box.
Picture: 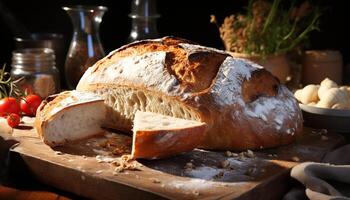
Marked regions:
[211,0,321,56]
[0,64,23,99]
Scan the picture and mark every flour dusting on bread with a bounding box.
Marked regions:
[75,36,303,150]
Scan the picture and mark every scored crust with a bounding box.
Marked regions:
[77,36,303,150]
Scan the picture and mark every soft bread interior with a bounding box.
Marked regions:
[133,111,204,131]
[93,87,201,132]
[43,101,106,146]
[131,111,207,159]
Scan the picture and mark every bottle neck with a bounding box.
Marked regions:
[129,17,159,42]
[64,6,107,35]
[12,48,56,72]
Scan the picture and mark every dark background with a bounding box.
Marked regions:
[0,0,349,70]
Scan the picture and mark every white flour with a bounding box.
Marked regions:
[186,166,224,180]
[210,57,257,106]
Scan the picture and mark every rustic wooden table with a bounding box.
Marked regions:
[0,184,72,200]
[0,165,80,200]
[0,118,346,200]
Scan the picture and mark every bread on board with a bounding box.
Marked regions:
[76,36,303,150]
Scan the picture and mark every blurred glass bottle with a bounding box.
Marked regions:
[128,0,160,43]
[63,6,107,89]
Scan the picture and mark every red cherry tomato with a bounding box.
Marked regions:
[0,97,20,117]
[20,94,42,116]
[7,113,20,128]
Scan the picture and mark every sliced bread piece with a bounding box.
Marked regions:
[35,90,107,147]
[132,111,207,159]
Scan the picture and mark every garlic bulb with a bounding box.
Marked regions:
[316,88,350,109]
[294,84,319,104]
[340,86,350,97]
[294,78,350,110]
[318,78,338,99]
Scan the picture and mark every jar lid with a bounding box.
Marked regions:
[303,50,343,62]
[12,48,55,69]
[62,5,107,13]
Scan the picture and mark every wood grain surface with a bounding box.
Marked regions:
[0,117,345,200]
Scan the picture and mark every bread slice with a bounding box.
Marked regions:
[35,91,107,147]
[131,111,207,159]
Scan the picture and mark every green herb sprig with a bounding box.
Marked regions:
[0,64,23,99]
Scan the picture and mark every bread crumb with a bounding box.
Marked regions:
[321,135,328,140]
[184,162,195,170]
[113,166,125,173]
[268,153,278,158]
[244,167,257,176]
[238,152,246,159]
[246,150,255,158]
[214,171,225,179]
[98,136,132,156]
[221,160,230,168]
[226,151,238,157]
[291,156,300,162]
[81,175,86,180]
[192,191,200,196]
[151,178,161,183]
[112,155,142,173]
[54,151,63,155]
[96,170,103,174]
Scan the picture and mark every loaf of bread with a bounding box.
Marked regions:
[132,111,206,159]
[35,91,107,147]
[77,37,303,150]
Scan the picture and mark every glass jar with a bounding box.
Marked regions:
[14,33,67,89]
[63,6,107,89]
[11,48,60,98]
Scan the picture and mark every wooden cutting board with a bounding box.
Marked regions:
[0,117,345,200]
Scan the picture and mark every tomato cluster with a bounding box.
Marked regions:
[0,94,42,128]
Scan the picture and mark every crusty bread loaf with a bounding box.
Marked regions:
[35,91,107,147]
[77,36,303,150]
[132,111,206,159]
